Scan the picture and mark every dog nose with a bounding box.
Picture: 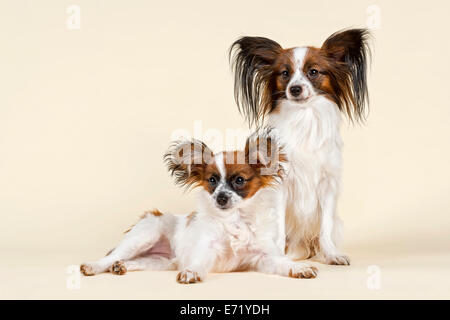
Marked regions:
[289,85,302,97]
[216,192,229,207]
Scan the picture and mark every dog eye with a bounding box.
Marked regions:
[208,176,217,185]
[234,176,245,185]
[308,69,319,78]
[281,70,289,78]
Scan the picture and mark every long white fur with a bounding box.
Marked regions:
[80,151,318,283]
[267,47,349,265]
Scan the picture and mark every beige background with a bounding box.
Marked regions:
[0,0,449,299]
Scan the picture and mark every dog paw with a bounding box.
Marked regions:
[80,263,96,276]
[289,264,318,279]
[176,270,202,284]
[327,254,350,266]
[110,260,127,275]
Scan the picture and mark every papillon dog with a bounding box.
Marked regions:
[80,131,318,283]
[229,29,370,265]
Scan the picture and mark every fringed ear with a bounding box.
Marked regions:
[321,28,371,122]
[245,128,287,179]
[229,37,282,127]
[164,139,214,189]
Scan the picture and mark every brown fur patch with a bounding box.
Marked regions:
[288,266,318,279]
[123,209,163,234]
[220,142,286,199]
[149,209,163,217]
[306,237,320,259]
[284,237,289,254]
[176,270,202,284]
[110,260,127,275]
[303,47,356,117]
[271,48,296,111]
[164,140,215,189]
[80,264,95,276]
[198,162,220,193]
[123,227,132,234]
[303,48,336,95]
[186,211,197,226]
[223,153,265,199]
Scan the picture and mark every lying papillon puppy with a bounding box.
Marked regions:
[80,131,318,283]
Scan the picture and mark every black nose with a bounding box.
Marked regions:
[216,192,229,207]
[289,86,302,97]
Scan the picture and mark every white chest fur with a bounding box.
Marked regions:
[269,96,342,211]
[195,188,285,271]
[268,96,343,258]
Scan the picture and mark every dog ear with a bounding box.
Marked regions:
[229,37,282,127]
[245,128,286,178]
[164,139,214,189]
[321,28,371,122]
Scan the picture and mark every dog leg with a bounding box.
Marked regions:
[316,177,350,265]
[254,254,318,279]
[110,256,176,275]
[80,211,175,276]
[175,235,217,284]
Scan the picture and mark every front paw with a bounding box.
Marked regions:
[176,270,202,284]
[289,264,318,279]
[327,254,350,266]
[110,260,127,275]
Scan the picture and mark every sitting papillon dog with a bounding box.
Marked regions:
[80,131,318,283]
[229,29,370,265]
